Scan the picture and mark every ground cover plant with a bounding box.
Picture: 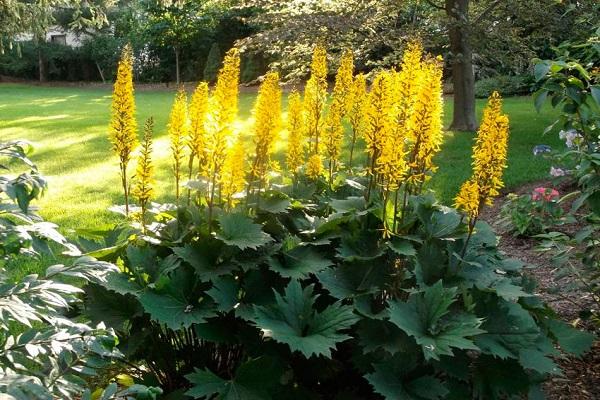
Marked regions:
[71,43,595,399]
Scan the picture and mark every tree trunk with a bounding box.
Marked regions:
[38,46,47,83]
[174,46,181,86]
[446,0,477,131]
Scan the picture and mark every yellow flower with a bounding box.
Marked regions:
[286,90,306,174]
[395,40,423,135]
[304,44,328,155]
[188,81,209,175]
[168,89,189,201]
[332,49,354,116]
[109,44,137,215]
[471,91,509,205]
[133,118,155,220]
[454,179,481,219]
[250,71,282,190]
[220,138,246,208]
[364,71,395,169]
[456,91,510,221]
[323,99,345,180]
[405,58,444,187]
[205,47,241,208]
[348,73,368,167]
[306,154,323,180]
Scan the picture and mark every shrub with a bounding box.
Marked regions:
[474,74,535,98]
[0,140,161,399]
[499,188,567,236]
[84,45,593,399]
[533,27,600,327]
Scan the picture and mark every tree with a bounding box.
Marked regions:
[239,0,596,131]
[143,0,215,85]
[0,0,111,82]
[203,42,221,82]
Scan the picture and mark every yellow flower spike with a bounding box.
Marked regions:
[286,90,306,174]
[133,118,155,229]
[306,154,323,180]
[471,91,509,204]
[168,89,189,202]
[188,81,209,178]
[455,179,481,220]
[109,44,138,215]
[364,71,395,180]
[348,73,368,167]
[323,99,345,182]
[456,91,510,225]
[220,138,246,209]
[332,49,354,116]
[395,41,424,137]
[249,71,282,194]
[405,57,444,190]
[205,48,240,219]
[304,44,328,155]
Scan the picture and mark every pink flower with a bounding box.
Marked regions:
[532,187,559,202]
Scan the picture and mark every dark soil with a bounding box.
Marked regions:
[480,179,599,399]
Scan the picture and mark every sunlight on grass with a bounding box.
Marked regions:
[0,84,562,234]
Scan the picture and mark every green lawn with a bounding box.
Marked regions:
[0,83,562,235]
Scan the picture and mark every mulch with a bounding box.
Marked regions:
[479,179,600,399]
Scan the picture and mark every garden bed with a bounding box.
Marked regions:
[481,180,600,399]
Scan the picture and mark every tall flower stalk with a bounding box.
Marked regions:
[332,49,354,116]
[168,89,189,203]
[205,48,240,227]
[364,71,394,201]
[133,118,155,232]
[220,138,246,210]
[348,74,367,168]
[304,44,328,157]
[187,82,209,204]
[248,71,282,202]
[109,44,137,216]
[285,90,305,180]
[455,91,509,256]
[404,57,444,194]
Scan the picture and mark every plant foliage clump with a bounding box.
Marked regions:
[85,43,595,399]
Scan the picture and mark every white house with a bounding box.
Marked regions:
[16,26,89,47]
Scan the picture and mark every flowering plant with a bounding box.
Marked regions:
[531,187,560,202]
[499,188,566,236]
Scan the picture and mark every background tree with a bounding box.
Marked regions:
[0,0,111,82]
[203,42,221,82]
[238,0,596,130]
[143,0,214,85]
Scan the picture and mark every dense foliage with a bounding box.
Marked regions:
[0,139,161,399]
[78,43,596,398]
[532,28,600,327]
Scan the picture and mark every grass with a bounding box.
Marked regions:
[0,83,563,274]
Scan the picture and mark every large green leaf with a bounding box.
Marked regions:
[138,290,216,330]
[365,354,448,400]
[186,357,281,399]
[388,281,484,360]
[268,246,333,279]
[317,260,392,300]
[544,319,594,357]
[217,213,273,250]
[253,280,358,358]
[207,276,240,313]
[474,299,560,374]
[173,241,236,282]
